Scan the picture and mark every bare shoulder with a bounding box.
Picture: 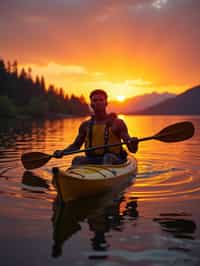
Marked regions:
[112,117,127,134]
[79,119,90,133]
[113,117,127,128]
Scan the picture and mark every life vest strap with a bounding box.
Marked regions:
[85,113,125,157]
[104,122,110,153]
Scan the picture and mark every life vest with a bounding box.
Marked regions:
[85,113,124,156]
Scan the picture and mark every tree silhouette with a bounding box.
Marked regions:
[0,57,90,118]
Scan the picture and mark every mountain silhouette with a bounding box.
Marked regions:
[108,92,175,114]
[136,85,200,115]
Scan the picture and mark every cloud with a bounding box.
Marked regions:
[18,61,188,99]
[1,0,200,87]
[20,62,89,80]
[19,61,153,95]
[84,78,155,98]
[152,0,168,9]
[125,80,152,86]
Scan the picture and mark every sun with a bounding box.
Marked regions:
[116,95,125,102]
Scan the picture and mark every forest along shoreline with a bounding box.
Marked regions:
[0,58,90,119]
[1,57,200,120]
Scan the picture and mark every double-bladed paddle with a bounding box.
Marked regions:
[21,121,195,170]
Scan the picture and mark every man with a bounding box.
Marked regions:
[54,89,138,165]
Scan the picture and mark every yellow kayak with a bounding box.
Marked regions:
[52,156,137,202]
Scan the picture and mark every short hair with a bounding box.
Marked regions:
[89,89,108,100]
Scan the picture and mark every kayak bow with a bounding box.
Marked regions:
[52,157,137,202]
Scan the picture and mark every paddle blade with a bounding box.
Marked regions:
[21,152,52,170]
[154,121,195,142]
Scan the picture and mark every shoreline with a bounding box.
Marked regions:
[0,112,90,120]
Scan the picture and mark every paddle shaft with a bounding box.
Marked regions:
[21,121,194,170]
[59,136,152,157]
[56,120,195,157]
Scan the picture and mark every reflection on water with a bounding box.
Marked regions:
[22,171,50,192]
[52,192,138,259]
[154,215,196,240]
[0,116,200,265]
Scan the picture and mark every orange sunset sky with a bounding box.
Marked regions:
[1,0,200,101]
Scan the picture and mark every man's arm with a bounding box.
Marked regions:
[53,121,88,157]
[112,119,138,153]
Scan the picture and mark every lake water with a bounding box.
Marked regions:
[0,115,200,266]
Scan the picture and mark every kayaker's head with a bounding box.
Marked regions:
[90,89,108,113]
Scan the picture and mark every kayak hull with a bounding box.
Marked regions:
[52,157,137,202]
